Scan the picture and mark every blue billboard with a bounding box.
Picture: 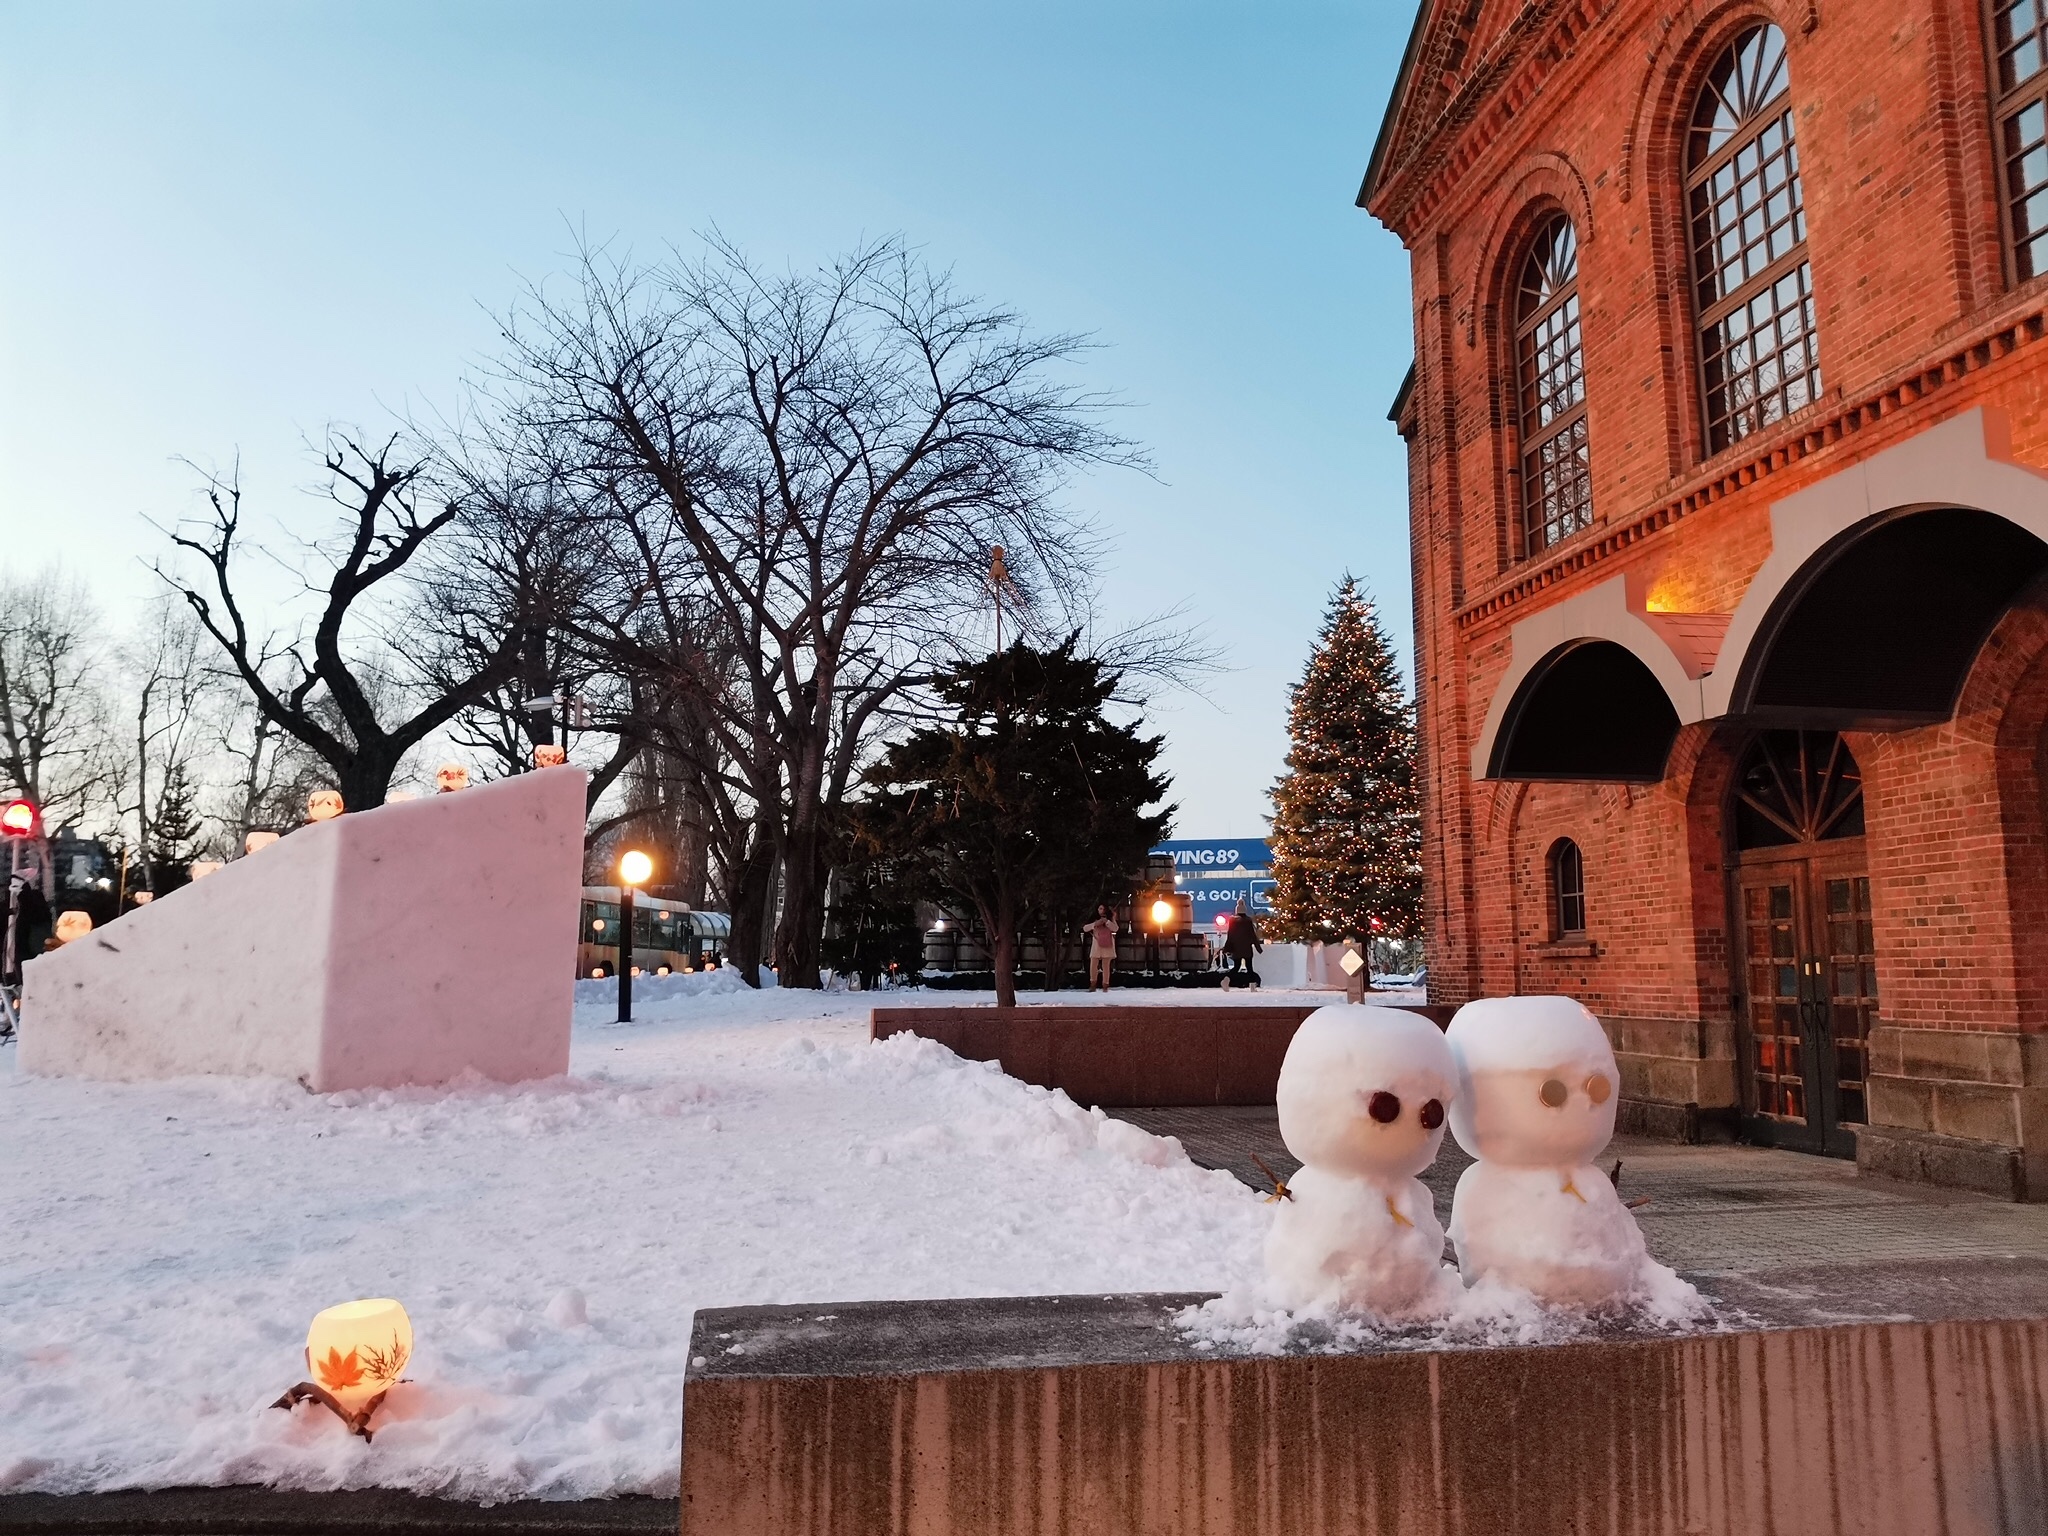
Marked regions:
[1153,839,1275,930]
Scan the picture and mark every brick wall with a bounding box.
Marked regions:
[1370,1,2048,1096]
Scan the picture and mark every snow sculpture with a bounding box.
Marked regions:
[1265,1004,1462,1318]
[20,768,585,1090]
[1445,995,1689,1307]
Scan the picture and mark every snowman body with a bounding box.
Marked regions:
[1264,1005,1462,1319]
[1445,996,1685,1308]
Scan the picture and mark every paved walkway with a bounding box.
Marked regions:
[1112,1105,2048,1275]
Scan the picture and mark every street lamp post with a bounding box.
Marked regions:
[618,850,653,1023]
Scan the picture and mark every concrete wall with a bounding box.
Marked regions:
[681,1293,2048,1536]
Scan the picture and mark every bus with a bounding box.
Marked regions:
[578,888,731,979]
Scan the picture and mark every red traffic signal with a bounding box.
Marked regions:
[0,798,36,838]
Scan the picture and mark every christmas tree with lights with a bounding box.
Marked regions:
[1267,576,1421,951]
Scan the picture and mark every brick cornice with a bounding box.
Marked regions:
[1368,0,1621,235]
[1452,294,2048,636]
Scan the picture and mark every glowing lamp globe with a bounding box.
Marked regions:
[0,798,36,837]
[304,1298,413,1416]
[54,911,93,944]
[1150,898,1173,928]
[619,850,653,887]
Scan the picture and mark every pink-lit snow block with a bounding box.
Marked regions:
[20,768,586,1090]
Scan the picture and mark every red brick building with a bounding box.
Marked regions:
[1363,0,2048,1194]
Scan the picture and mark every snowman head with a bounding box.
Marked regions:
[1445,996,1618,1168]
[1276,1005,1456,1182]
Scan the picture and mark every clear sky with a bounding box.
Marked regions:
[0,1,1419,836]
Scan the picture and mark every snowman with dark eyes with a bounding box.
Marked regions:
[1445,996,1691,1308]
[1265,1005,1464,1319]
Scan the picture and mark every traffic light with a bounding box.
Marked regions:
[0,798,36,838]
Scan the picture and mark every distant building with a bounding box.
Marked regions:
[1364,3,2048,1196]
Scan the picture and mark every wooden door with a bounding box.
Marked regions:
[1730,731,1874,1158]
[1735,857,1871,1156]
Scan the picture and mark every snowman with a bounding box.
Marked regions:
[1444,996,1691,1308]
[1264,1004,1463,1319]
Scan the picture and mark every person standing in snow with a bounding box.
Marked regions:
[1222,899,1262,990]
[1083,904,1119,993]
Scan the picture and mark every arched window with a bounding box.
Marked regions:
[1549,839,1587,936]
[1990,0,2048,280]
[1686,23,1820,454]
[1515,213,1591,553]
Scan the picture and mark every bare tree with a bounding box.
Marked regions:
[490,234,1138,985]
[0,567,116,845]
[118,597,216,891]
[157,435,536,811]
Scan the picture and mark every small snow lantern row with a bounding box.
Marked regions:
[272,1298,413,1439]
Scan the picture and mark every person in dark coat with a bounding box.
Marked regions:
[4,874,51,988]
[1221,899,1262,990]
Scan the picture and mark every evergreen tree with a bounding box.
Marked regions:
[145,760,204,895]
[855,637,1172,1008]
[1267,576,1421,959]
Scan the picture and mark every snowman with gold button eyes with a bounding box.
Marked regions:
[1265,1004,1464,1319]
[1445,996,1689,1307]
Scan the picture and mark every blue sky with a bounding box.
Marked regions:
[0,1,1418,834]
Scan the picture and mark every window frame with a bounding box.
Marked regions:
[1987,0,2048,286]
[1512,210,1593,557]
[1683,22,1822,457]
[1549,838,1587,937]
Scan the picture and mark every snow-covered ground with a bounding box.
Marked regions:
[0,979,1346,1501]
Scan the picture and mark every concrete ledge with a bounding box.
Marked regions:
[682,1265,2048,1535]
[1614,1097,1739,1143]
[1856,1121,2034,1200]
[0,1487,676,1536]
[869,1003,1455,1108]
[871,1004,1313,1106]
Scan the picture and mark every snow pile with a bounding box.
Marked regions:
[570,965,774,1014]
[1178,1269,1712,1357]
[0,989,1259,1501]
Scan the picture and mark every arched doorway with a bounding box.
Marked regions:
[1729,730,1875,1156]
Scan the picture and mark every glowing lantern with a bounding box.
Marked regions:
[387,790,417,803]
[619,849,653,887]
[272,1297,413,1438]
[0,798,37,837]
[189,860,223,880]
[306,790,344,822]
[131,891,154,905]
[533,744,567,768]
[245,831,280,855]
[54,911,92,944]
[435,762,470,794]
[590,966,607,979]
[1150,898,1173,929]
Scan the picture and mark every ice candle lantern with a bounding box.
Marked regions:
[272,1297,414,1439]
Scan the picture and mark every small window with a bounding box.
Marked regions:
[1990,0,2048,281]
[1550,839,1587,935]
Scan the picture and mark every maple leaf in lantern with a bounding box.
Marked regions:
[315,1346,365,1391]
